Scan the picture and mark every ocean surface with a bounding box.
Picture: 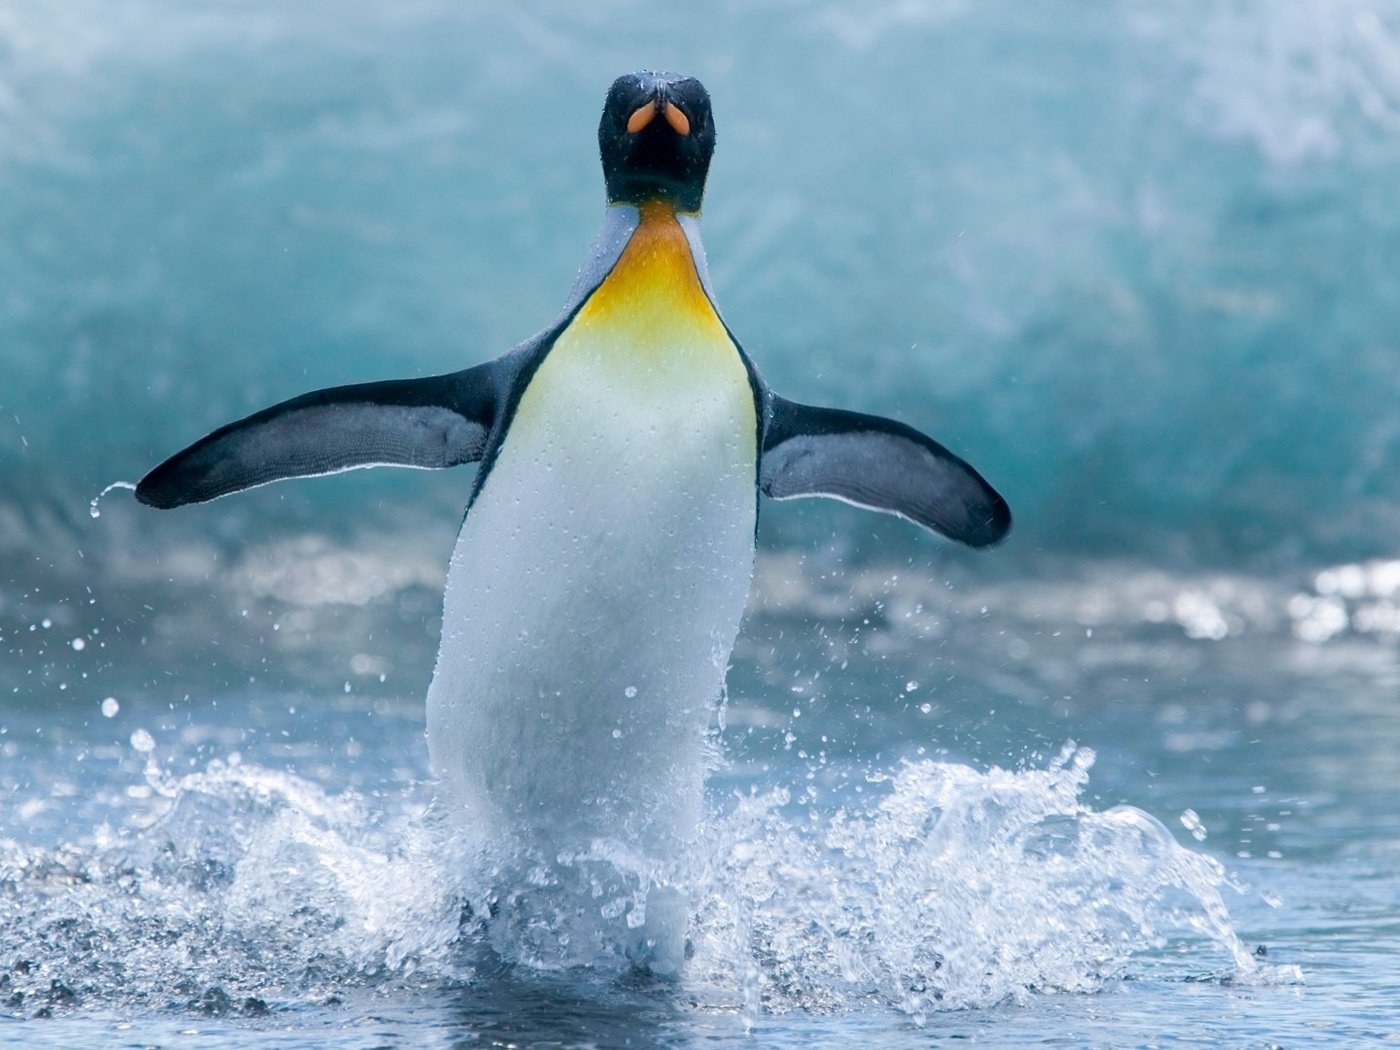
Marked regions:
[3,0,1399,1045]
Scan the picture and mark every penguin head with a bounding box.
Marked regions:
[599,71,714,214]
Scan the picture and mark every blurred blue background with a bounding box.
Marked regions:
[3,5,1400,1038]
[3,0,1400,570]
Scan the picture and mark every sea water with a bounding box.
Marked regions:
[7,541,1398,1045]
[4,0,1400,1044]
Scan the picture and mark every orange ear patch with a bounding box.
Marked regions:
[627,101,657,134]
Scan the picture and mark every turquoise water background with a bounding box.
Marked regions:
[6,0,1400,564]
[2,1,1399,1045]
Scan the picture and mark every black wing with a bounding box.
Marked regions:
[759,396,1011,548]
[136,364,498,509]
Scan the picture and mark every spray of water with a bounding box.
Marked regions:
[0,737,1298,1021]
[88,481,136,519]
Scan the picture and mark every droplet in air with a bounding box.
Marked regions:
[71,638,86,651]
[624,685,637,698]
[1179,807,1207,841]
[89,480,137,519]
[101,697,120,718]
[130,728,155,753]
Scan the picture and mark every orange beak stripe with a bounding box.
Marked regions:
[627,101,657,133]
[662,101,690,136]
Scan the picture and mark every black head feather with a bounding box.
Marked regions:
[599,72,715,214]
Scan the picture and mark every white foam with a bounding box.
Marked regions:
[0,747,1295,1018]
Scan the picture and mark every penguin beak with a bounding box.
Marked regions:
[662,100,690,136]
[626,100,657,134]
[626,99,690,137]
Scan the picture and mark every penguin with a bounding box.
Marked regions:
[135,71,1010,969]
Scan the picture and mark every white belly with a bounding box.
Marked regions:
[425,328,757,856]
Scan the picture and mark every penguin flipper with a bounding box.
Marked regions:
[136,367,497,508]
[759,396,1011,548]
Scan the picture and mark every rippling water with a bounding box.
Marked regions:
[4,0,1400,1044]
[5,538,1398,1044]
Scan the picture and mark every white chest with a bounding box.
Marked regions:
[425,210,758,855]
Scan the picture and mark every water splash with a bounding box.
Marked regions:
[0,744,1295,1022]
[0,757,466,1019]
[687,745,1287,1021]
[88,480,136,519]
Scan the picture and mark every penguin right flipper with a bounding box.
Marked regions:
[136,365,498,508]
[759,396,1011,549]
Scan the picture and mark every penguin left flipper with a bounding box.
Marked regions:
[759,395,1012,549]
[136,365,498,509]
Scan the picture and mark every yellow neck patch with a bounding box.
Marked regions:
[569,202,730,356]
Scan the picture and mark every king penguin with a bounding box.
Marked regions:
[135,71,1010,969]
